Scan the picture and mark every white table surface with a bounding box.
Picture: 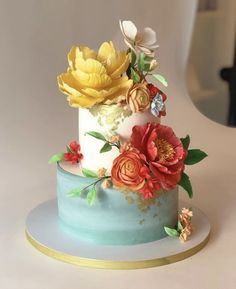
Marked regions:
[1,0,236,288]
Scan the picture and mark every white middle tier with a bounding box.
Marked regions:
[78,106,159,172]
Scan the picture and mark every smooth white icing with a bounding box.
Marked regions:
[78,107,159,172]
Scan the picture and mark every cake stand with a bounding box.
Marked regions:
[25,199,210,269]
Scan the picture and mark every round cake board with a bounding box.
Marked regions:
[25,199,210,269]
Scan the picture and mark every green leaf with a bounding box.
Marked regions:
[131,67,140,83]
[131,49,137,66]
[137,52,145,71]
[185,149,208,165]
[100,142,112,153]
[137,52,153,72]
[143,63,150,71]
[153,73,168,87]
[48,152,64,164]
[87,186,97,206]
[86,131,106,141]
[164,227,179,237]
[178,172,193,198]
[66,145,73,153]
[82,168,98,178]
[67,188,82,197]
[177,220,183,231]
[180,135,190,150]
[144,55,154,62]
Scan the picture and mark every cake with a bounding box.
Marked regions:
[50,20,207,245]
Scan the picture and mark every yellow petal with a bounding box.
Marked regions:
[57,73,82,96]
[106,76,132,89]
[104,79,133,101]
[72,70,112,89]
[75,57,107,75]
[97,41,116,63]
[58,72,81,90]
[67,94,98,108]
[67,95,97,107]
[79,46,97,60]
[109,53,130,78]
[82,78,132,101]
[67,46,80,70]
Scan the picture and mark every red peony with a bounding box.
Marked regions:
[131,123,186,190]
[64,141,83,164]
[111,148,149,192]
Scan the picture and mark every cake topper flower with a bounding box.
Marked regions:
[119,20,159,56]
[57,20,169,120]
[58,42,132,108]
[118,20,169,118]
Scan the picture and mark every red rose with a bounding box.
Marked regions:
[111,149,148,192]
[131,123,186,190]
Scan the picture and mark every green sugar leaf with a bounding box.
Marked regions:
[178,172,193,198]
[82,168,98,178]
[180,135,190,150]
[131,67,140,83]
[66,145,73,153]
[87,186,97,206]
[131,49,137,66]
[100,142,112,153]
[137,52,145,71]
[144,54,154,62]
[153,73,168,87]
[143,63,151,72]
[48,152,64,164]
[164,226,179,237]
[86,131,106,141]
[67,188,82,198]
[185,149,208,165]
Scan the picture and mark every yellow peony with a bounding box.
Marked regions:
[57,41,132,108]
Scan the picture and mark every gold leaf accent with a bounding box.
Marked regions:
[121,189,164,212]
[125,196,134,204]
[89,104,132,131]
[139,219,145,225]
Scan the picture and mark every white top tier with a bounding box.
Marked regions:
[78,106,159,172]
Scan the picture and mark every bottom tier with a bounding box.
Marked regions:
[57,162,179,245]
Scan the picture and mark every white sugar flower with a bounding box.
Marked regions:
[119,20,159,56]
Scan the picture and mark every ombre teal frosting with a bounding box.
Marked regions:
[57,163,179,245]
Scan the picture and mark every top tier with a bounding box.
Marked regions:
[57,20,168,172]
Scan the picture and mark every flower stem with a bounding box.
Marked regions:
[80,176,111,192]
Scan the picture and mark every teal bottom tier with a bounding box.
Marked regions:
[57,163,179,245]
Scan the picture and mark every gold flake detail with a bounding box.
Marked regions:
[139,219,145,225]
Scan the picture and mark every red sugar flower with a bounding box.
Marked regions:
[111,148,148,192]
[148,83,159,98]
[64,141,83,164]
[131,123,186,190]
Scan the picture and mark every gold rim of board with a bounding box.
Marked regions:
[25,229,210,269]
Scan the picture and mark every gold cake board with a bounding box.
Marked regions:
[25,199,210,269]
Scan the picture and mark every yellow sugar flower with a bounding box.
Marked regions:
[57,41,132,108]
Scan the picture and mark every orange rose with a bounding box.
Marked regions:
[111,149,147,192]
[126,82,151,113]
